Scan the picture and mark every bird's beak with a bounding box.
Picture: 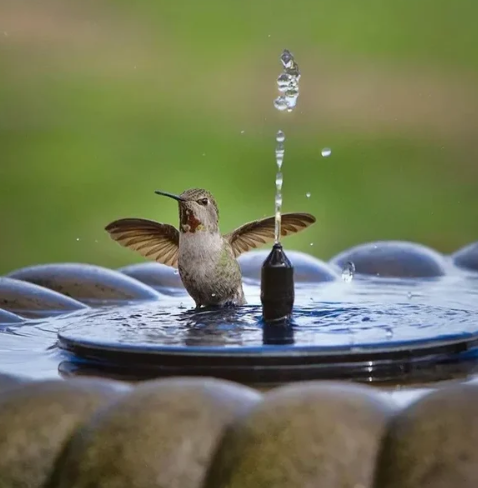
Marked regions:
[154,190,185,202]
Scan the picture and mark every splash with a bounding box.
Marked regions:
[273,49,300,244]
[342,261,356,283]
[274,49,301,113]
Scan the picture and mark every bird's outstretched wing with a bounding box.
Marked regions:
[105,218,180,268]
[225,212,316,258]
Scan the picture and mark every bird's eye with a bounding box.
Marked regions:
[198,198,209,206]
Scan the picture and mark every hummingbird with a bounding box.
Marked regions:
[105,188,316,308]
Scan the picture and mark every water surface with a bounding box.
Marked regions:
[1,273,477,385]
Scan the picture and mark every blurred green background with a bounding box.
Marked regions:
[1,0,477,274]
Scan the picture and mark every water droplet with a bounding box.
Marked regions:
[407,291,413,299]
[211,293,216,297]
[274,128,284,242]
[173,269,179,275]
[310,242,314,246]
[76,237,80,241]
[275,133,285,170]
[285,85,299,97]
[385,328,394,338]
[275,193,283,208]
[274,96,288,111]
[280,49,294,69]
[342,261,355,283]
[202,153,206,156]
[285,97,297,111]
[275,149,284,169]
[275,172,283,190]
[287,65,300,79]
[240,130,245,134]
[277,73,291,93]
[321,147,332,157]
[274,50,300,113]
[274,211,282,243]
[306,192,311,198]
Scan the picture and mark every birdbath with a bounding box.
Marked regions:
[54,242,478,386]
[2,51,478,388]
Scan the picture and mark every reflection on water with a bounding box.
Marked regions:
[54,300,478,350]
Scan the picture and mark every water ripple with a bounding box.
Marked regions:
[0,275,477,378]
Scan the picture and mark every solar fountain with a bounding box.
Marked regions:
[0,50,477,392]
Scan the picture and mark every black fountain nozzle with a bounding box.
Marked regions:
[260,242,294,323]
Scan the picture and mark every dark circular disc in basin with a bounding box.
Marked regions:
[57,301,478,385]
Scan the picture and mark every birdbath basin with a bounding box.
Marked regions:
[1,240,478,388]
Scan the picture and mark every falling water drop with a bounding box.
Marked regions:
[321,147,332,157]
[285,89,299,110]
[275,133,285,169]
[277,73,291,93]
[306,192,311,198]
[385,328,394,339]
[280,49,294,69]
[275,172,283,190]
[342,261,355,283]
[274,97,288,111]
[275,192,283,208]
[275,151,284,169]
[274,49,300,112]
[274,130,285,243]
